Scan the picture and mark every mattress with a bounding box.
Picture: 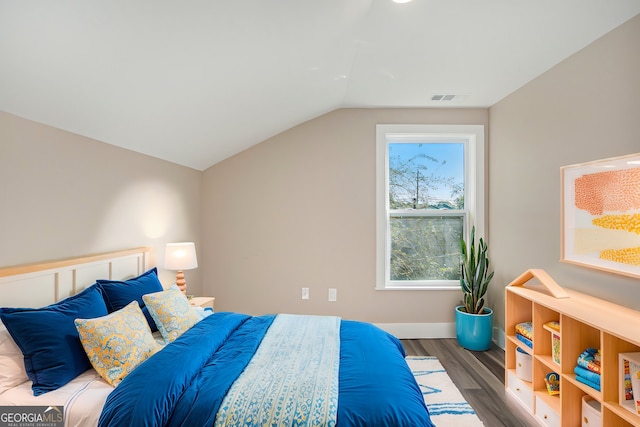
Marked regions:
[0,370,112,427]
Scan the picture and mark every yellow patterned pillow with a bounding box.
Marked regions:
[142,285,200,343]
[74,301,159,386]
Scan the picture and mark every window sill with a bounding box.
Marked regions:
[375,285,460,291]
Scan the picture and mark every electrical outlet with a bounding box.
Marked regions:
[328,288,337,302]
[301,288,309,300]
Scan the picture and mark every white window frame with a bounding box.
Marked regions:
[376,124,485,290]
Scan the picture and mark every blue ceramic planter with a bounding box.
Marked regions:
[455,305,493,351]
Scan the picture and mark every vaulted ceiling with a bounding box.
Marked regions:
[1,1,639,170]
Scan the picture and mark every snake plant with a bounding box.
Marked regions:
[460,226,494,314]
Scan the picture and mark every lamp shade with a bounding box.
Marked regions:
[164,242,198,271]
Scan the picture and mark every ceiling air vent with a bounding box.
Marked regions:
[431,94,457,101]
[432,92,473,102]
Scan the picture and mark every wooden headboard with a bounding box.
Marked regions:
[0,247,152,308]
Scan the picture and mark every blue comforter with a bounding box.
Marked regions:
[99,312,434,427]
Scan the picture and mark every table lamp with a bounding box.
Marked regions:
[164,242,198,294]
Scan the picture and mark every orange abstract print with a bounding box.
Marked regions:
[574,168,640,215]
[592,214,640,235]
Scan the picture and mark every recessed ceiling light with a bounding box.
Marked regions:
[392,0,413,3]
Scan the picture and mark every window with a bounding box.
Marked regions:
[376,125,485,290]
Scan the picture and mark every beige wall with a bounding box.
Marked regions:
[202,108,488,325]
[489,14,640,334]
[3,14,638,336]
[0,112,203,293]
[202,14,640,332]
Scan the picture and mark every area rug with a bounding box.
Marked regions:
[406,356,484,426]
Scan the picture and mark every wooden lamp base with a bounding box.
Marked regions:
[175,270,187,294]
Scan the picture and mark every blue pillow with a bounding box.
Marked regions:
[0,285,108,395]
[97,267,163,332]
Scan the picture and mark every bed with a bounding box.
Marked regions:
[0,248,434,427]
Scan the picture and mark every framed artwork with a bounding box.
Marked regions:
[561,153,640,279]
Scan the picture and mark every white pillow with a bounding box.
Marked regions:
[0,322,29,393]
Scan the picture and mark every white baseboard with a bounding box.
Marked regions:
[375,323,506,349]
[374,322,456,339]
[493,326,506,350]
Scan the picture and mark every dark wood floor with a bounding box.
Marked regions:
[401,339,538,427]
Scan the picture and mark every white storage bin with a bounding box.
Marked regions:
[507,371,534,412]
[582,396,601,427]
[535,395,560,427]
[515,347,532,382]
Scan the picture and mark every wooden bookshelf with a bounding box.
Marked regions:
[505,269,640,426]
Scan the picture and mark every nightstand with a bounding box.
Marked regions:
[189,296,215,310]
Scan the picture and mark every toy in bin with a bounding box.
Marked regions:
[543,321,561,366]
[630,360,640,414]
[545,372,560,395]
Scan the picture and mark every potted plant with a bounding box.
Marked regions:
[455,226,495,351]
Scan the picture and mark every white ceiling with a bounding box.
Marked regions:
[1,1,639,171]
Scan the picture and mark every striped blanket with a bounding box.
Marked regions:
[214,314,341,427]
